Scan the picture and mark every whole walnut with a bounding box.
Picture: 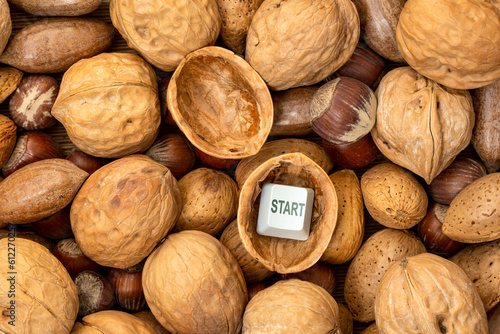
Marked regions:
[51,52,161,159]
[71,155,182,269]
[142,230,248,334]
[242,279,342,333]
[0,238,79,333]
[375,253,488,333]
[110,0,221,72]
[373,66,474,184]
[396,0,500,90]
[245,0,360,91]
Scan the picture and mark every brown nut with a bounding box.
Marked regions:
[7,0,103,16]
[321,169,364,265]
[193,146,240,171]
[489,304,500,334]
[52,238,104,278]
[0,0,11,56]
[0,114,17,169]
[338,303,354,334]
[74,270,116,317]
[374,253,488,333]
[372,66,475,184]
[361,162,428,229]
[234,138,333,188]
[107,263,147,312]
[8,75,59,130]
[167,46,273,160]
[322,133,378,170]
[344,228,427,322]
[238,152,338,273]
[396,0,500,89]
[32,203,73,240]
[242,279,341,332]
[72,310,157,334]
[66,148,109,176]
[52,52,161,158]
[71,155,182,269]
[0,17,115,73]
[174,167,238,236]
[245,0,360,90]
[0,67,23,104]
[0,238,79,333]
[360,323,379,334]
[442,172,500,243]
[0,227,56,250]
[0,158,88,224]
[277,260,337,296]
[472,79,500,173]
[142,230,248,334]
[110,0,221,72]
[427,156,487,205]
[311,77,377,145]
[133,310,171,334]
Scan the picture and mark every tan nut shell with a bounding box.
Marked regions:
[396,0,500,90]
[449,240,500,312]
[442,172,500,243]
[360,323,379,334]
[71,310,157,334]
[374,253,488,334]
[321,169,364,265]
[217,0,264,54]
[373,67,474,184]
[338,303,354,334]
[0,114,16,169]
[360,162,428,229]
[142,230,248,334]
[168,46,272,160]
[245,0,360,91]
[0,238,79,333]
[344,228,427,322]
[71,155,182,269]
[0,0,10,56]
[237,152,337,274]
[220,219,274,283]
[242,279,341,333]
[234,138,333,188]
[0,67,23,104]
[52,52,161,159]
[0,158,89,224]
[110,0,221,72]
[8,0,103,16]
[174,167,239,236]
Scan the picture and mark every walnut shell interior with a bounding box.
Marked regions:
[167,46,273,159]
[237,152,337,274]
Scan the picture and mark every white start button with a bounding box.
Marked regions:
[256,183,314,241]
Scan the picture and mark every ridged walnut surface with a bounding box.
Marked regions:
[234,138,333,188]
[245,0,359,91]
[70,155,182,269]
[167,46,273,159]
[0,114,16,168]
[142,230,248,334]
[0,67,23,104]
[396,0,500,90]
[450,239,500,312]
[220,219,274,283]
[344,228,427,323]
[237,152,337,274]
[0,0,11,55]
[321,169,364,265]
[372,66,474,184]
[0,238,79,333]
[110,0,221,72]
[242,279,341,333]
[71,310,157,333]
[374,253,488,334]
[442,172,500,243]
[51,52,161,159]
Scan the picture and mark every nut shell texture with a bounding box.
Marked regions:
[71,155,182,269]
[142,230,248,334]
[168,46,273,159]
[71,310,157,334]
[396,0,500,89]
[52,52,161,158]
[0,238,79,333]
[373,66,474,184]
[245,0,360,91]
[0,0,11,55]
[242,279,341,333]
[375,253,488,334]
[110,0,221,72]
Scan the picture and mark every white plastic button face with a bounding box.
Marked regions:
[256,183,314,241]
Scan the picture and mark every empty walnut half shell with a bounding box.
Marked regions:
[237,152,338,274]
[372,66,474,184]
[167,46,273,160]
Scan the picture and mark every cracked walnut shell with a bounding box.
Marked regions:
[372,66,474,184]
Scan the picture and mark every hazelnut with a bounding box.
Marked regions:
[32,203,73,240]
[8,74,59,130]
[278,260,337,295]
[107,263,147,312]
[66,148,109,175]
[322,133,378,170]
[53,238,104,278]
[193,146,239,171]
[310,77,377,145]
[74,270,116,317]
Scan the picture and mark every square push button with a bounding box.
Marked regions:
[257,183,314,241]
